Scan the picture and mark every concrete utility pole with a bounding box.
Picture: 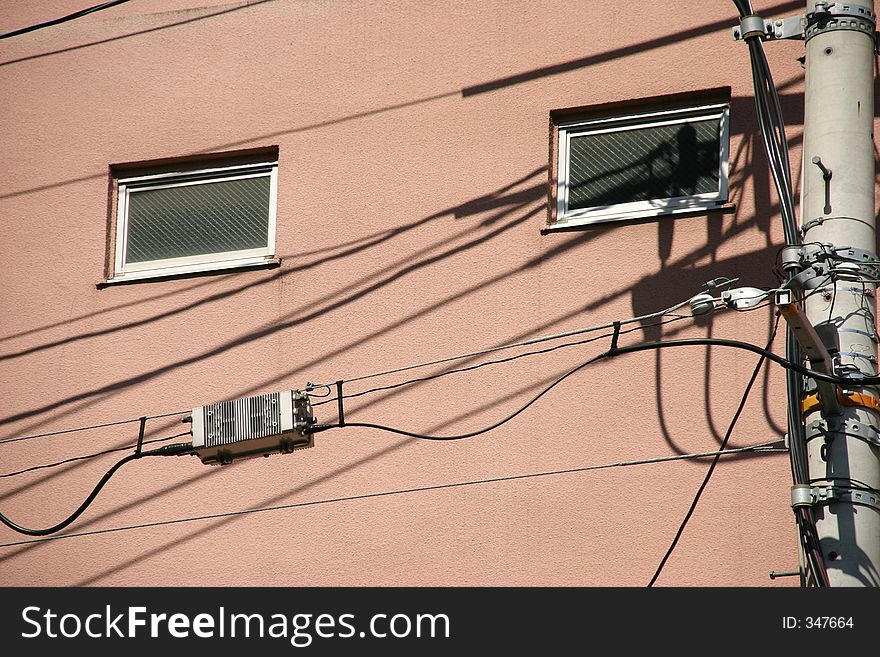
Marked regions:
[799,0,880,586]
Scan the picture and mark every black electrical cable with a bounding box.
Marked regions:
[0,441,193,536]
[0,440,786,550]
[0,431,192,479]
[309,334,880,442]
[646,317,779,586]
[310,349,614,441]
[732,0,830,586]
[0,0,132,40]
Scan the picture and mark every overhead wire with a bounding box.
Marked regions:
[310,333,820,443]
[1,317,691,478]
[312,298,695,388]
[0,301,696,447]
[0,431,192,479]
[0,410,188,447]
[313,315,690,408]
[0,439,786,549]
[8,315,873,478]
[0,440,193,537]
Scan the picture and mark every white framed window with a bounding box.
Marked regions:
[552,102,729,228]
[109,159,279,282]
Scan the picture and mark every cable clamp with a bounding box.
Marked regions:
[135,416,147,457]
[780,245,805,274]
[809,485,880,512]
[721,286,770,311]
[800,217,824,235]
[733,14,805,42]
[336,380,346,427]
[828,246,880,281]
[782,265,828,292]
[791,484,815,509]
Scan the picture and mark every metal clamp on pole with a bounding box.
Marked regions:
[804,2,876,42]
[812,485,880,512]
[738,15,770,39]
[780,245,805,274]
[791,484,815,510]
[733,14,806,42]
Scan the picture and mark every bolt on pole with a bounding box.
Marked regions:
[800,0,880,586]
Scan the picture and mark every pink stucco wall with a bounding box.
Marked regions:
[0,0,843,585]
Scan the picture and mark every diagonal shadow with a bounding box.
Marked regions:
[0,178,548,432]
[0,168,546,362]
[67,346,785,585]
[461,1,803,96]
[0,0,279,68]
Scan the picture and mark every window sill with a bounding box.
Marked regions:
[541,202,736,234]
[97,257,281,288]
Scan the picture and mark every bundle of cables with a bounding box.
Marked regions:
[732,0,829,587]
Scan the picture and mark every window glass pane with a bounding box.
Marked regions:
[567,118,720,210]
[125,175,271,264]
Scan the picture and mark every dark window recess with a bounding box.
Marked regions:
[126,176,271,263]
[567,119,720,210]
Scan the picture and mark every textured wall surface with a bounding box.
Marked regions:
[0,0,848,586]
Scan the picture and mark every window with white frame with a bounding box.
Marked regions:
[110,159,278,282]
[551,101,729,228]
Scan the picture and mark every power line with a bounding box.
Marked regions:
[314,315,689,407]
[0,317,687,477]
[0,300,698,447]
[0,440,192,537]
[0,0,132,40]
[0,439,786,549]
[0,431,191,479]
[732,0,830,588]
[647,316,779,587]
[0,410,188,447]
[313,299,695,388]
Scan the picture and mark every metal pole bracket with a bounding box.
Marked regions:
[732,14,805,42]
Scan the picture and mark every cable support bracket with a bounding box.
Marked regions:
[792,484,880,511]
[733,4,878,46]
[775,289,840,415]
[733,14,805,42]
[783,244,880,284]
[783,264,829,291]
[804,2,877,44]
[806,418,880,447]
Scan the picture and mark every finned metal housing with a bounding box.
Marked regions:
[191,390,316,465]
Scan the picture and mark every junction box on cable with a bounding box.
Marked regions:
[190,390,316,465]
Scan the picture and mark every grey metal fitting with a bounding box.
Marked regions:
[805,2,876,42]
[689,293,717,316]
[791,484,815,509]
[739,15,769,40]
[780,245,804,273]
